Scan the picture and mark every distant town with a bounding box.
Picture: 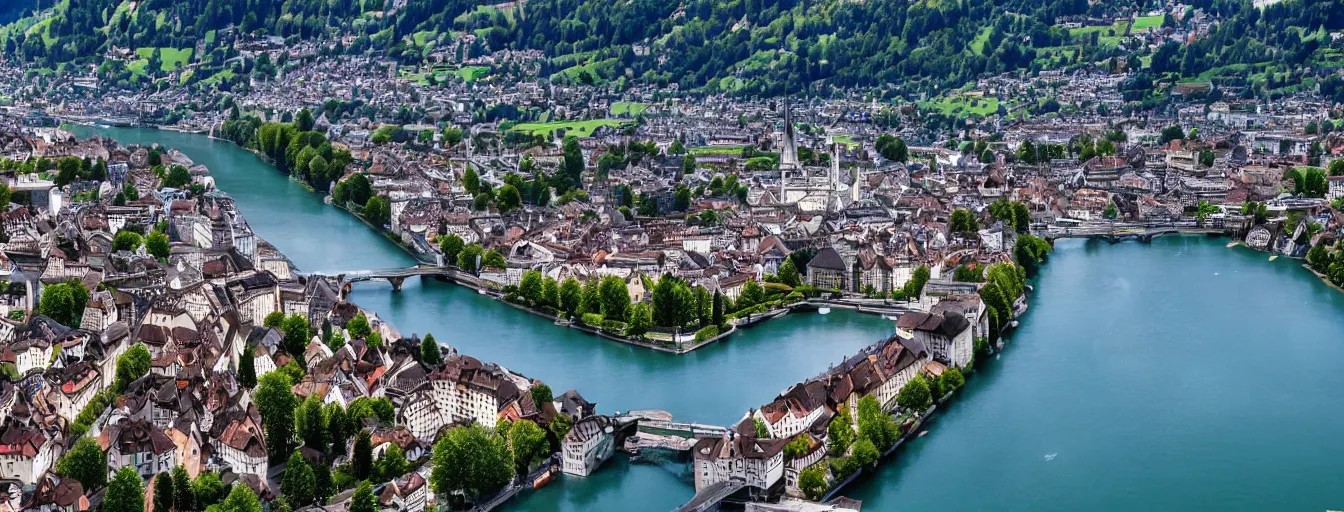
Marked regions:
[0,1,1343,512]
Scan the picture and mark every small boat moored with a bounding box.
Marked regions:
[818,306,831,315]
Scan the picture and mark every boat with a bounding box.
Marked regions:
[477,288,487,295]
[531,470,552,489]
[818,306,831,315]
[918,430,929,437]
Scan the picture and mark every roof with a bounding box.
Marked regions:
[807,247,846,271]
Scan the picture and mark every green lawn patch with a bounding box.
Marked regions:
[1133,15,1164,31]
[689,145,748,156]
[969,26,993,55]
[509,119,630,139]
[457,66,489,82]
[610,102,649,116]
[919,94,1000,117]
[134,47,193,71]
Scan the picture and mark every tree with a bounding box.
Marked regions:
[296,396,328,453]
[421,333,442,365]
[325,403,351,456]
[482,249,507,269]
[777,258,801,287]
[798,465,828,500]
[598,275,630,320]
[218,484,262,512]
[558,278,582,315]
[346,311,372,339]
[531,383,553,406]
[497,184,522,212]
[0,183,11,211]
[363,195,391,226]
[1330,159,1344,177]
[827,407,854,456]
[57,437,107,490]
[281,451,316,506]
[457,244,484,273]
[897,374,933,414]
[1103,202,1119,220]
[353,429,373,479]
[172,465,195,512]
[1308,244,1330,271]
[580,278,602,316]
[507,419,548,475]
[876,134,909,162]
[1159,125,1185,145]
[950,209,979,235]
[519,270,544,306]
[376,444,408,482]
[154,472,174,512]
[281,313,311,357]
[255,372,297,462]
[562,136,584,190]
[263,311,285,328]
[38,279,89,327]
[712,290,725,326]
[463,166,481,195]
[430,425,513,501]
[144,231,171,259]
[739,279,766,309]
[550,413,574,440]
[439,234,464,264]
[113,230,143,252]
[115,343,152,392]
[105,467,145,512]
[852,437,880,469]
[164,165,192,188]
[350,481,376,512]
[856,394,899,450]
[296,108,315,132]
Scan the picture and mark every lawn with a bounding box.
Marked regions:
[509,119,630,139]
[689,145,748,156]
[1133,15,1164,31]
[134,47,193,71]
[969,26,992,55]
[920,94,1000,117]
[457,66,489,82]
[201,68,236,86]
[610,102,649,116]
[412,30,437,46]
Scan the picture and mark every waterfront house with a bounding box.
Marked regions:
[753,380,828,439]
[896,311,973,369]
[561,415,616,477]
[807,247,847,290]
[100,417,177,479]
[692,417,788,494]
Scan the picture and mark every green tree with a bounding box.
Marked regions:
[296,396,328,453]
[353,429,373,479]
[897,374,933,414]
[56,437,107,490]
[550,413,574,440]
[776,258,801,287]
[507,419,548,475]
[531,382,553,406]
[281,313,311,357]
[462,165,481,195]
[218,484,263,512]
[439,234,465,264]
[350,481,377,512]
[497,184,522,212]
[172,465,195,511]
[105,467,145,512]
[430,425,513,502]
[876,134,908,162]
[164,165,192,188]
[263,311,286,328]
[558,278,582,315]
[1307,244,1330,271]
[145,231,170,259]
[238,346,257,388]
[519,270,544,305]
[255,372,298,462]
[154,472,174,512]
[281,451,316,506]
[0,183,12,211]
[38,279,90,327]
[363,195,391,226]
[325,403,351,456]
[1329,159,1344,177]
[346,311,372,339]
[192,472,225,509]
[739,279,766,309]
[376,444,408,482]
[483,249,507,269]
[457,244,484,273]
[827,406,854,455]
[798,465,828,500]
[114,343,152,392]
[113,230,143,252]
[421,333,442,366]
[598,275,630,320]
[580,278,602,316]
[852,437,880,469]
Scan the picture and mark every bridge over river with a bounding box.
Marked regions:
[302,264,485,294]
[1033,220,1231,243]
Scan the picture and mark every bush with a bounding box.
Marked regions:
[829,456,861,481]
[581,313,605,327]
[600,319,627,334]
[694,325,720,342]
[798,465,829,501]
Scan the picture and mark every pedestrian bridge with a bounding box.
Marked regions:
[303,265,460,293]
[674,479,763,512]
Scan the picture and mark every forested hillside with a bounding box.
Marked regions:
[4,0,1344,97]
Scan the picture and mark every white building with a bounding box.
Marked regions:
[561,416,616,477]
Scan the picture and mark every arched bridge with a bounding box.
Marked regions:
[1035,221,1228,244]
[304,265,461,294]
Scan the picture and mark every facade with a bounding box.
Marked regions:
[561,415,616,477]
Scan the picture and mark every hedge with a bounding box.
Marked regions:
[581,313,605,326]
[694,325,720,342]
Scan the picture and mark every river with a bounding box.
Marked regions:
[70,126,1344,511]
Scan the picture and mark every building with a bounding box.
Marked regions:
[807,248,846,290]
[561,415,616,477]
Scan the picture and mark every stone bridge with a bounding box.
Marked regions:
[1035,221,1228,244]
[303,265,461,294]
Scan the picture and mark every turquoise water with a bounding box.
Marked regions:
[72,126,1344,511]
